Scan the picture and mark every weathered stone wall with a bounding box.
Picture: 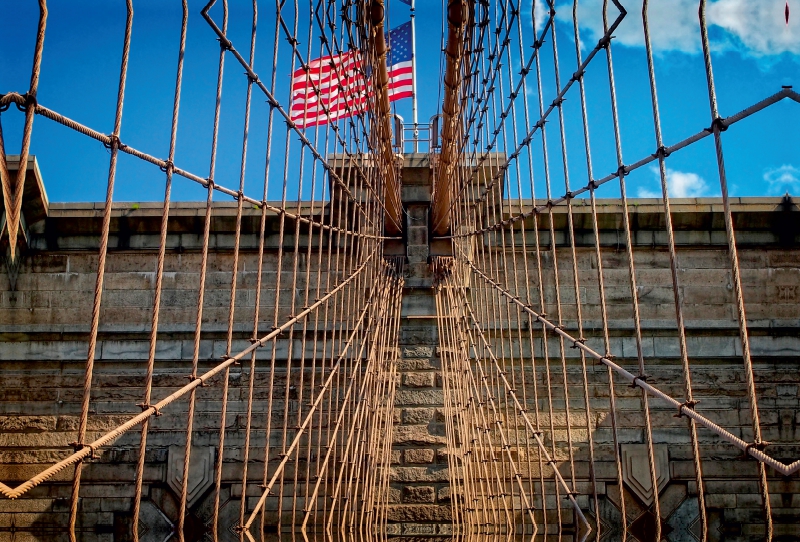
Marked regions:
[385,158,450,535]
[457,198,800,540]
[1,193,799,540]
[0,202,372,541]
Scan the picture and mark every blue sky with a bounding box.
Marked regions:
[0,0,798,204]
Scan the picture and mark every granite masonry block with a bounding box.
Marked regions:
[403,372,435,388]
[403,346,434,358]
[402,486,435,504]
[402,408,435,425]
[404,449,435,464]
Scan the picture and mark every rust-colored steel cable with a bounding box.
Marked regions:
[1,1,799,539]
[132,3,188,540]
[698,1,773,537]
[466,260,800,477]
[441,86,800,240]
[69,3,133,540]
[641,0,708,538]
[3,0,47,260]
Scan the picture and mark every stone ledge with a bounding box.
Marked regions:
[385,504,452,522]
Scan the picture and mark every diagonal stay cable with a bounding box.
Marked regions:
[200,1,403,234]
[450,271,591,533]
[242,271,389,535]
[0,92,394,241]
[432,1,628,234]
[464,257,800,477]
[439,87,800,239]
[0,247,379,501]
[440,276,540,533]
[699,0,773,536]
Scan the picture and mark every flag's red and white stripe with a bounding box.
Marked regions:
[290,52,366,128]
[290,54,414,128]
[386,60,413,101]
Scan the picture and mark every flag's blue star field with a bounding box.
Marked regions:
[386,21,412,66]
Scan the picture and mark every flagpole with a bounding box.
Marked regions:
[411,0,419,151]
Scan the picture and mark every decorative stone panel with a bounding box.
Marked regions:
[167,445,216,508]
[621,443,669,506]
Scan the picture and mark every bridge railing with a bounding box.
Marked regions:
[392,115,441,154]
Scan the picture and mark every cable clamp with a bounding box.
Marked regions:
[137,402,163,416]
[69,442,97,459]
[630,374,649,388]
[17,92,37,112]
[159,159,174,174]
[598,35,612,49]
[709,116,728,133]
[186,375,208,387]
[570,337,586,349]
[655,146,671,159]
[674,399,698,418]
[103,134,122,151]
[744,440,770,454]
[218,36,233,51]
[598,353,614,366]
[220,354,232,360]
[616,165,628,179]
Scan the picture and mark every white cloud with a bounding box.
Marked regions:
[708,0,799,57]
[530,0,556,33]
[763,164,800,195]
[559,0,800,57]
[637,165,710,198]
[637,187,662,198]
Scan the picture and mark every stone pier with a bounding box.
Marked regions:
[0,155,799,540]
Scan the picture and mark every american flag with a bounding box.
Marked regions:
[290,22,414,128]
[384,21,414,102]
